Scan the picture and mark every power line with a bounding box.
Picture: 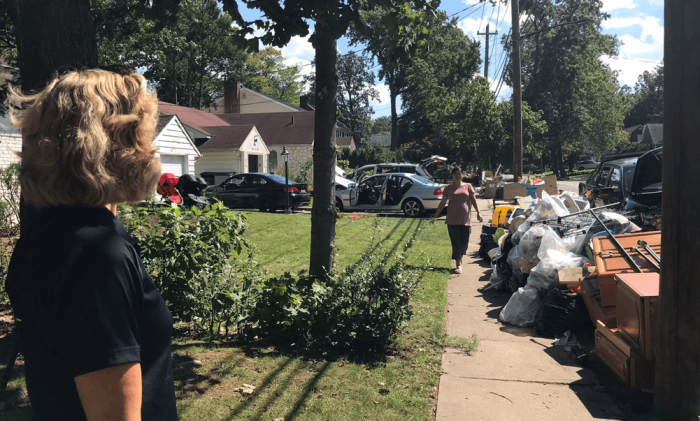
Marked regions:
[456,2,487,23]
[449,3,481,18]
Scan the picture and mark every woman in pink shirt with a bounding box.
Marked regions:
[431,167,483,274]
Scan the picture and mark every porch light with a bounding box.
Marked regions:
[281,146,290,163]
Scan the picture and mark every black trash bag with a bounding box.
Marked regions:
[494,250,512,280]
[509,270,528,293]
[536,289,590,338]
[479,233,499,259]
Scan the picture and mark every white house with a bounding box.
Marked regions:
[154,115,202,176]
[195,125,270,185]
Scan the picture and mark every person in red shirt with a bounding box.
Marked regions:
[431,167,483,274]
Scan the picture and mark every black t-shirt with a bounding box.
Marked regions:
[6,207,177,420]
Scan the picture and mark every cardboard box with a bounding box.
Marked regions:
[502,175,559,200]
[595,321,655,388]
[482,176,502,199]
[615,273,659,360]
[592,232,661,307]
[557,266,595,290]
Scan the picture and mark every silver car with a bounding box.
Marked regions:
[335,173,447,217]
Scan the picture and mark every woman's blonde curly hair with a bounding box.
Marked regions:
[9,69,161,208]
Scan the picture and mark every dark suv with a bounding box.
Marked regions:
[579,158,638,208]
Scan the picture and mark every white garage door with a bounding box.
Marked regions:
[160,155,185,176]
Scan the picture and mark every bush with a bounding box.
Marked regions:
[119,201,248,337]
[0,164,20,303]
[248,225,423,357]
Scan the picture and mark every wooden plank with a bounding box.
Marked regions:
[596,321,633,358]
[656,2,700,416]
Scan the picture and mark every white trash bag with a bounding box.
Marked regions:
[499,285,541,327]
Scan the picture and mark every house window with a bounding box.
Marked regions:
[637,134,643,143]
[269,151,278,172]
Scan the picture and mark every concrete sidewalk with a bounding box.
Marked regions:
[435,199,622,421]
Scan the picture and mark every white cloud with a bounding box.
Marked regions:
[603,15,664,57]
[602,56,659,87]
[281,35,315,61]
[458,17,483,38]
[646,0,663,5]
[601,0,637,11]
[370,83,390,109]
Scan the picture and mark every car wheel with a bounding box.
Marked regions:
[578,166,585,171]
[335,197,344,212]
[402,198,424,218]
[258,196,277,213]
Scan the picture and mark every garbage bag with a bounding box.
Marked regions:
[507,247,521,271]
[584,212,641,245]
[500,285,541,327]
[526,191,570,222]
[489,251,512,291]
[509,270,528,293]
[536,289,590,338]
[528,250,589,290]
[479,233,499,260]
[518,226,547,272]
[493,227,507,245]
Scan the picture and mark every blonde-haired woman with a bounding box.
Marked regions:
[5,69,176,420]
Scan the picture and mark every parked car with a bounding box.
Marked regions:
[346,155,448,182]
[578,158,638,208]
[578,147,662,220]
[207,173,311,212]
[335,173,447,217]
[576,160,600,170]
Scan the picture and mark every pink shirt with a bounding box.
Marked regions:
[444,183,474,226]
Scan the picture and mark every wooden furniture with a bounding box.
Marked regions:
[615,273,659,360]
[592,232,661,306]
[595,321,655,388]
[580,276,617,328]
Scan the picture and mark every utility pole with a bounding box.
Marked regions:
[477,24,498,79]
[511,0,523,180]
[655,1,700,418]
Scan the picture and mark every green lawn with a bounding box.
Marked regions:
[1,212,458,421]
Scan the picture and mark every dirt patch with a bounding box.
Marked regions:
[0,303,14,338]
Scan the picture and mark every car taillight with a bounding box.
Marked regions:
[286,187,299,193]
[433,188,443,196]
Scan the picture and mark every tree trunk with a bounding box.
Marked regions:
[309,24,338,277]
[8,0,98,92]
[655,1,700,417]
[390,85,398,151]
[7,0,98,235]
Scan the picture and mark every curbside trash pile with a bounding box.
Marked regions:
[479,190,662,389]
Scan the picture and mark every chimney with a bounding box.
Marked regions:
[300,95,312,111]
[224,81,241,114]
[649,114,663,124]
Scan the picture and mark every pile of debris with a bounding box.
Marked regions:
[479,191,660,388]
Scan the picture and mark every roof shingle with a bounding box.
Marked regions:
[215,112,315,145]
[198,125,256,150]
[158,101,228,134]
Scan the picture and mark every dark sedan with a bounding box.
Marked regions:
[207,173,311,212]
[578,158,638,208]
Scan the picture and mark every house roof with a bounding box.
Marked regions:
[646,123,663,144]
[158,101,228,134]
[156,115,175,136]
[336,137,353,146]
[215,112,315,145]
[623,125,644,134]
[245,88,306,112]
[198,125,256,151]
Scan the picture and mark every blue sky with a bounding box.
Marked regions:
[235,0,664,118]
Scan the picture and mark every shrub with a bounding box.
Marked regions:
[248,225,423,357]
[0,163,20,303]
[119,201,248,337]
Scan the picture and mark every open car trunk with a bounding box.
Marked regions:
[630,147,663,207]
[420,155,448,180]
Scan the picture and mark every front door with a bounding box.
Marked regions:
[248,154,259,173]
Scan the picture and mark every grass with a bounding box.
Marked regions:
[0,212,460,421]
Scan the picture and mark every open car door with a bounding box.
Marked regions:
[349,174,365,206]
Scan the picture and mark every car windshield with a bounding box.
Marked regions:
[623,166,635,195]
[264,174,297,185]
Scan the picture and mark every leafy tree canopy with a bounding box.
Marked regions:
[244,47,303,106]
[624,64,663,127]
[372,116,392,134]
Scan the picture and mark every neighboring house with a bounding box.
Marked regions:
[368,132,392,149]
[204,82,356,176]
[195,125,270,185]
[642,124,663,146]
[0,113,21,171]
[624,125,645,144]
[154,115,202,177]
